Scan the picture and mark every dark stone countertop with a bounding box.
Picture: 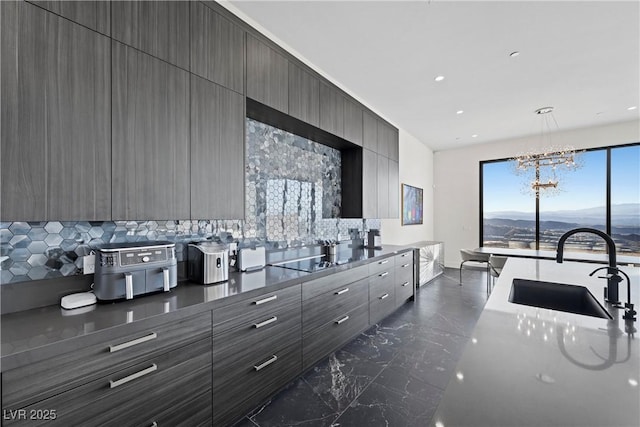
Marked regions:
[429,258,640,427]
[0,244,413,366]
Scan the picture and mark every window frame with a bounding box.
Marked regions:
[479,142,640,250]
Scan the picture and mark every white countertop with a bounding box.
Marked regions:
[430,258,640,427]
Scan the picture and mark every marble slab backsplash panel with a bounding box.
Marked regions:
[0,119,381,284]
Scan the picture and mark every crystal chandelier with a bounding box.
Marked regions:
[512,107,582,197]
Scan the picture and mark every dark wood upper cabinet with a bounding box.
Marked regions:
[246,35,288,113]
[191,76,245,219]
[319,82,344,137]
[28,1,110,35]
[1,1,111,221]
[191,2,244,94]
[388,159,399,218]
[111,1,189,69]
[377,120,399,161]
[362,111,378,153]
[288,62,319,127]
[343,98,363,146]
[362,149,378,218]
[377,155,390,218]
[111,41,189,220]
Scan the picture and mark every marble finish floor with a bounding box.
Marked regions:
[235,268,489,427]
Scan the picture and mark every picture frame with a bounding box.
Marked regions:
[402,184,424,225]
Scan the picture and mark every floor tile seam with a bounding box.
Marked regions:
[329,351,397,424]
[381,360,449,395]
[299,376,343,418]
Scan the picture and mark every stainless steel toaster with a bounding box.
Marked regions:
[188,242,229,284]
[93,241,177,301]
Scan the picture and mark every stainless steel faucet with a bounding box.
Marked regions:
[555,227,621,304]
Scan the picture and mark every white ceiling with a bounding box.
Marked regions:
[225,0,640,151]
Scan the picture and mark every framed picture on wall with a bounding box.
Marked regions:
[402,184,423,225]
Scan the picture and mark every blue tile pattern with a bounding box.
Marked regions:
[0,119,380,284]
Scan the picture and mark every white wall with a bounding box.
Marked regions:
[381,129,434,245]
[434,119,640,268]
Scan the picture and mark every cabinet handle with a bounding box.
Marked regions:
[401,253,409,257]
[254,355,278,371]
[380,293,389,300]
[253,295,277,305]
[109,332,157,353]
[378,260,389,265]
[253,316,278,329]
[335,287,350,295]
[379,272,389,278]
[335,315,350,325]
[402,282,410,287]
[150,423,158,427]
[402,263,411,268]
[109,364,157,389]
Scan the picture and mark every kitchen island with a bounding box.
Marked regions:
[430,258,639,427]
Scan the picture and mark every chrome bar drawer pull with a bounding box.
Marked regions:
[379,272,389,278]
[150,423,158,427]
[335,315,350,325]
[253,316,278,329]
[109,332,158,353]
[378,260,389,265]
[380,293,389,300]
[254,355,278,371]
[402,263,411,268]
[335,287,350,295]
[253,295,277,305]
[402,282,410,287]
[109,364,157,389]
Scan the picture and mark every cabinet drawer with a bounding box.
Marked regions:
[303,277,368,335]
[395,278,414,307]
[213,304,301,363]
[213,284,301,330]
[395,250,413,265]
[368,256,395,276]
[395,261,414,287]
[369,269,395,297]
[6,337,212,426]
[2,311,211,409]
[303,302,369,369]
[370,279,396,326]
[213,341,301,427]
[302,264,369,301]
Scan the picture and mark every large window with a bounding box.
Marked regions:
[481,143,640,256]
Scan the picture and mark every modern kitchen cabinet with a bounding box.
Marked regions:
[190,75,245,219]
[28,0,110,35]
[363,111,378,153]
[343,98,364,146]
[111,41,190,220]
[319,81,345,137]
[377,155,390,219]
[190,1,244,94]
[246,34,289,113]
[111,0,190,69]
[394,251,414,308]
[389,159,400,218]
[2,312,212,426]
[288,62,320,127]
[368,257,397,325]
[212,284,302,427]
[0,1,111,221]
[301,265,370,369]
[362,149,379,218]
[377,119,399,161]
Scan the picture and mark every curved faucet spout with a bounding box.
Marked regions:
[556,227,617,267]
[556,227,620,304]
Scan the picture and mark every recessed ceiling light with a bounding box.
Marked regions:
[471,134,478,138]
[434,75,445,82]
[628,106,638,111]
[456,110,464,115]
[509,51,520,57]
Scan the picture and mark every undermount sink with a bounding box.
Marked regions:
[509,279,612,319]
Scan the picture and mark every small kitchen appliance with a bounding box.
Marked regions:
[93,241,177,301]
[188,242,229,284]
[367,229,382,249]
[237,246,266,272]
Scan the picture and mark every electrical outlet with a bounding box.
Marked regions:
[83,253,95,274]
